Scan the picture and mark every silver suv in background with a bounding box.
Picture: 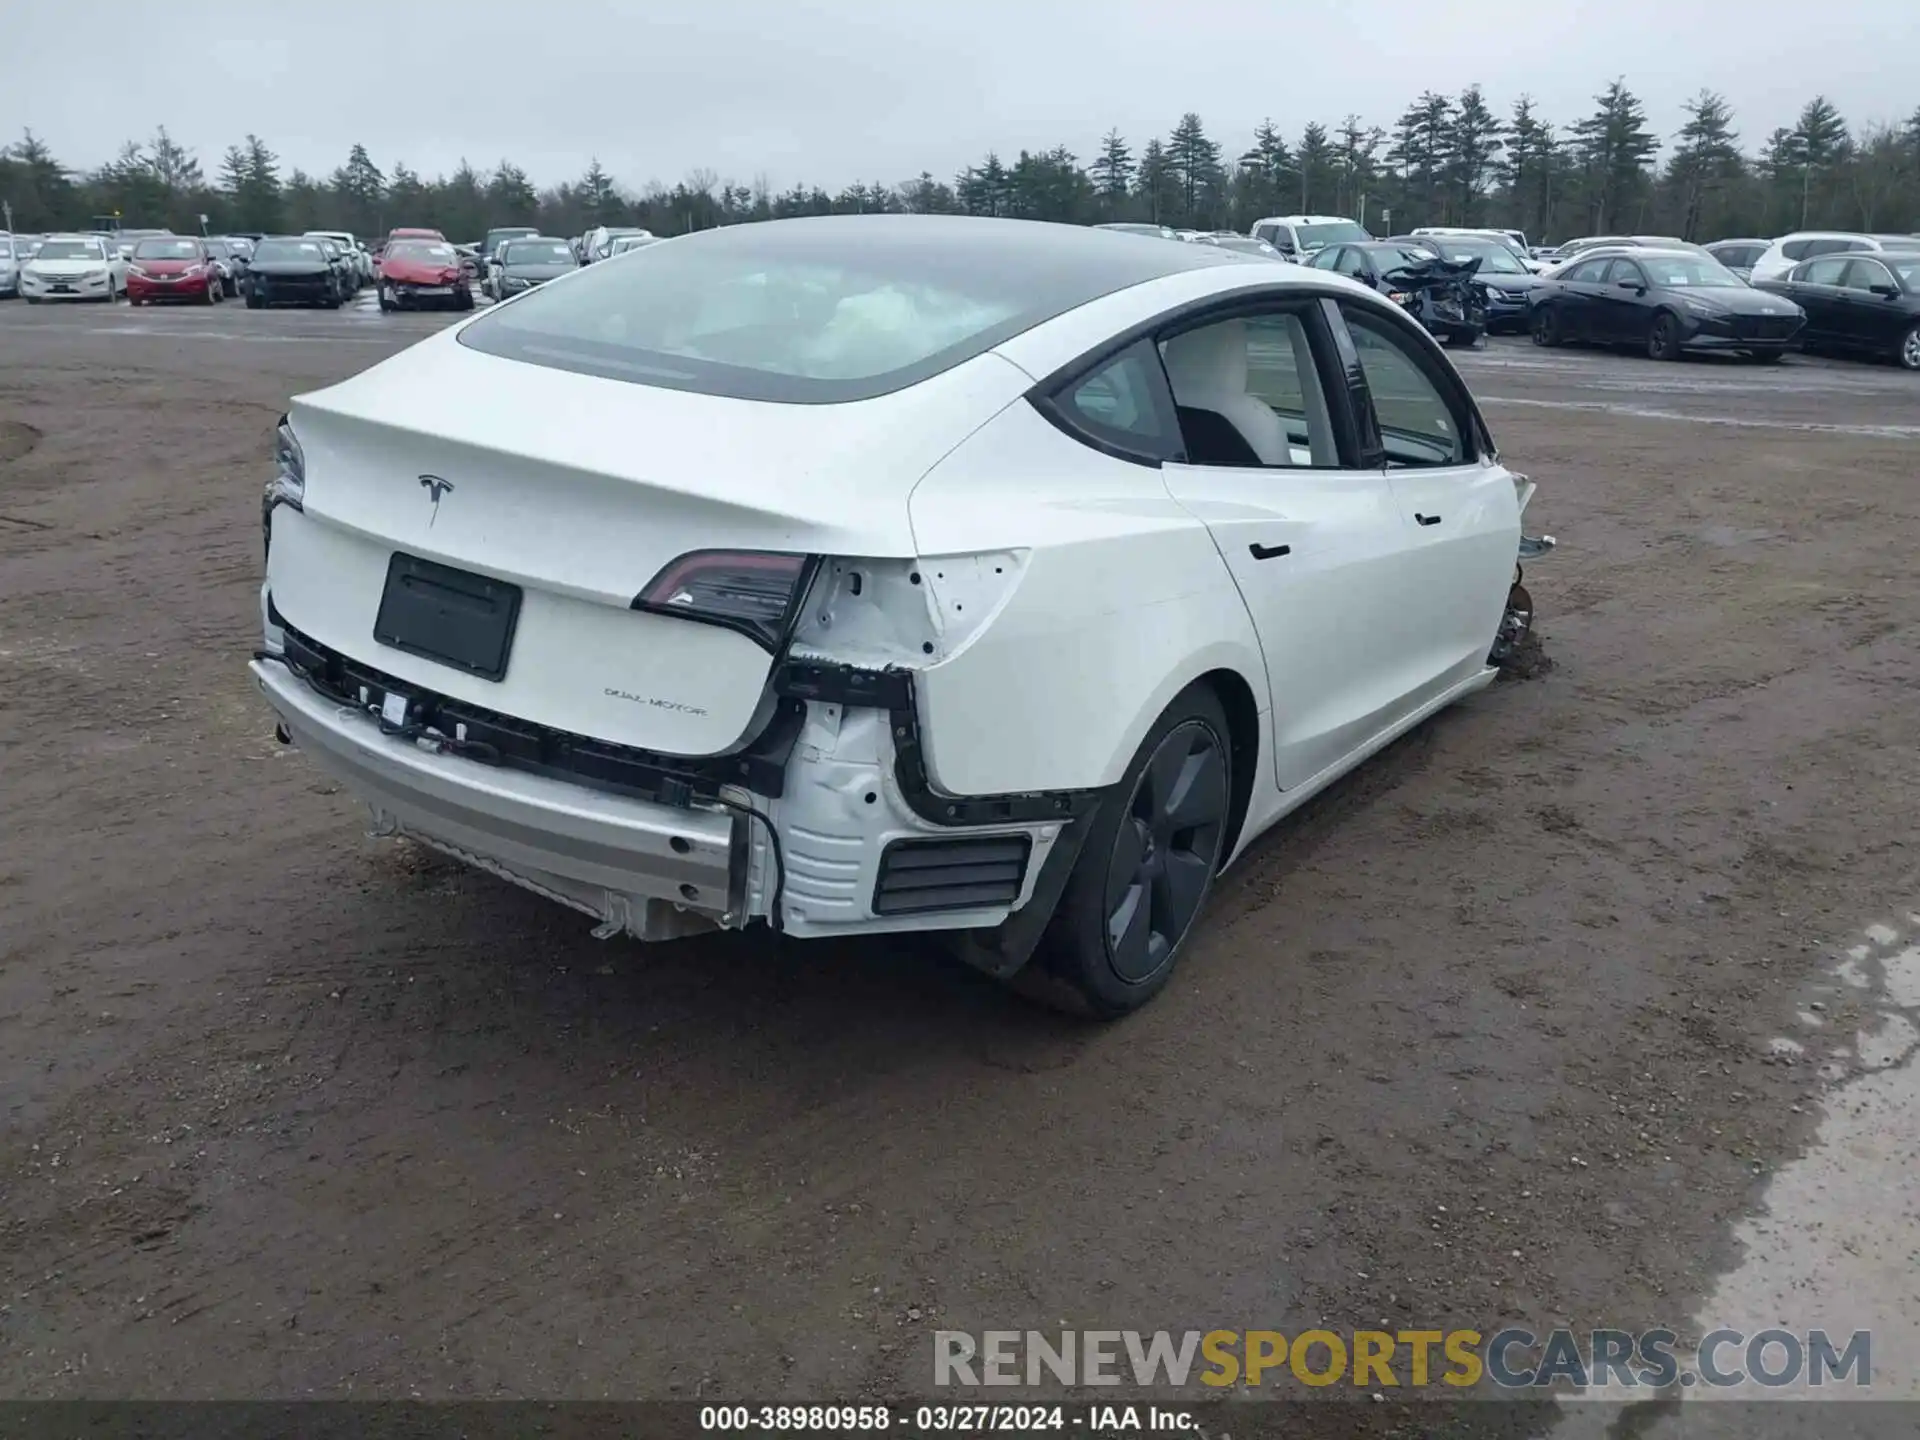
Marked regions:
[1248,214,1370,261]
[1748,231,1920,286]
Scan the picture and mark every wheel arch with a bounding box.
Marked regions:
[1190,667,1261,867]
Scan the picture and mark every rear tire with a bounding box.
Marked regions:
[245,292,262,309]
[1531,305,1560,347]
[1019,686,1233,1019]
[1647,311,1682,362]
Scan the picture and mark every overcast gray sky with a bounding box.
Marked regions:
[6,0,1915,193]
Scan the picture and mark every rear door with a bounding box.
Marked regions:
[1835,258,1906,353]
[1791,257,1851,346]
[1328,245,1381,291]
[1331,298,1519,705]
[1596,257,1653,343]
[1148,299,1421,791]
[1554,257,1612,341]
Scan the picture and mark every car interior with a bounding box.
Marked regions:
[1158,314,1338,468]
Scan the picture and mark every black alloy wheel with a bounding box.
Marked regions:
[1647,312,1682,362]
[1022,686,1232,1018]
[1102,722,1228,984]
[1531,305,1560,347]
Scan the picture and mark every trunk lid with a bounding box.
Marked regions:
[273,333,1030,756]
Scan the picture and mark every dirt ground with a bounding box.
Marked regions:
[2,299,1917,1435]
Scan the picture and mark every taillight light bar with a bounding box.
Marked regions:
[632,550,819,651]
[262,414,305,560]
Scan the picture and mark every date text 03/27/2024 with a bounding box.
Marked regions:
[697,1403,1196,1432]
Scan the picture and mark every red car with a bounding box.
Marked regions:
[125,236,221,306]
[377,238,474,312]
[383,226,446,250]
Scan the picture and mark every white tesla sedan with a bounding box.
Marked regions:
[253,215,1549,1016]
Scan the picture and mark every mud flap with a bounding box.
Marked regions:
[946,805,1102,981]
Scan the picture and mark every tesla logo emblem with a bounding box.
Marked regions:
[418,474,455,525]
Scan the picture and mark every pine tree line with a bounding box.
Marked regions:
[4,83,1918,247]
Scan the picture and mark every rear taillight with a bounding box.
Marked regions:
[634,550,816,649]
[262,416,305,560]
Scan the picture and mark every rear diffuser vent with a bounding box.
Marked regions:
[873,835,1032,916]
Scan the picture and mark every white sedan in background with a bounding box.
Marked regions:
[253,215,1550,1017]
[19,234,125,302]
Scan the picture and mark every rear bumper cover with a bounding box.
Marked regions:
[252,655,744,925]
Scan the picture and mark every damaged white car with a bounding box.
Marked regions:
[253,215,1551,1016]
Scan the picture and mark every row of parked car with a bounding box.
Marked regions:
[0,226,380,307]
[1091,215,1920,369]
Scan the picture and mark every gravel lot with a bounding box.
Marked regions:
[2,299,1917,1434]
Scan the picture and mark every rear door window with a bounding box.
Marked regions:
[1799,257,1849,285]
[1158,307,1343,469]
[1049,339,1181,464]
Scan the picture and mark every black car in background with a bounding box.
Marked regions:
[1394,233,1544,332]
[1528,246,1804,362]
[244,236,342,309]
[310,236,359,296]
[1308,240,1487,346]
[202,237,244,297]
[1754,252,1920,370]
[476,225,539,284]
[486,236,579,300]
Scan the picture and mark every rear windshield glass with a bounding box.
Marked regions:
[1430,239,1527,274]
[458,217,1243,402]
[254,240,326,262]
[1295,221,1370,250]
[505,240,575,265]
[1883,255,1920,286]
[1641,255,1742,287]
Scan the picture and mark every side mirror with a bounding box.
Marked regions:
[1617,278,1644,291]
[1871,283,1900,299]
